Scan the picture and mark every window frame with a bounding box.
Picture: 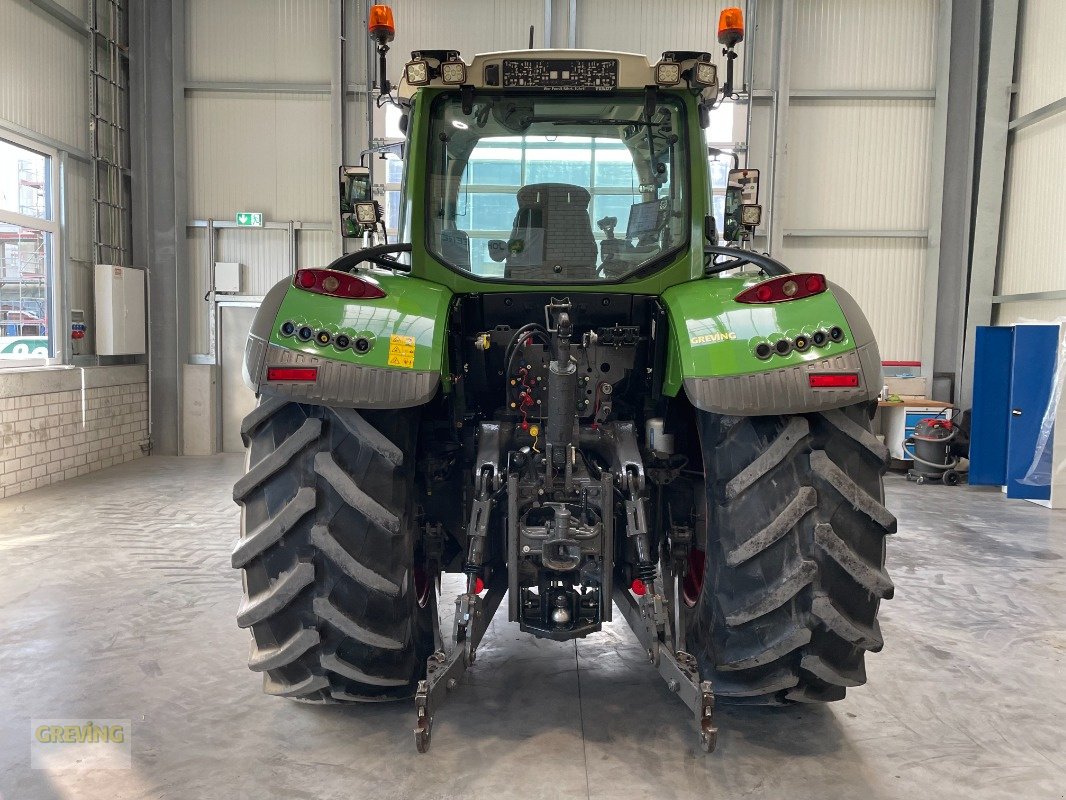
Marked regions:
[0,131,62,369]
[421,91,691,285]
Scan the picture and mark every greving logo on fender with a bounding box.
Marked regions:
[690,332,737,345]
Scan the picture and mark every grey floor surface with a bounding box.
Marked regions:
[0,455,1064,799]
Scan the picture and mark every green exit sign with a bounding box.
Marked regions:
[236,212,263,227]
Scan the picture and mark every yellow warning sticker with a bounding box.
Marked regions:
[387,334,416,368]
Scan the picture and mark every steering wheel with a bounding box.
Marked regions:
[326,243,412,273]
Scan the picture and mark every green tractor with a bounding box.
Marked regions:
[232,5,895,753]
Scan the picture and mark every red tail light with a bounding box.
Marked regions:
[809,373,859,388]
[267,367,318,382]
[735,273,827,304]
[293,269,386,299]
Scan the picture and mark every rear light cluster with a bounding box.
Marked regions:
[754,325,845,360]
[293,268,386,299]
[735,273,827,304]
[279,319,373,354]
[808,373,860,388]
[266,367,318,382]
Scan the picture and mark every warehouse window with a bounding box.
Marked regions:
[0,135,57,365]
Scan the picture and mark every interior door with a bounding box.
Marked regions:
[219,304,259,454]
[1005,324,1059,501]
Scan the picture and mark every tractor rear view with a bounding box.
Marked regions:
[231,5,895,753]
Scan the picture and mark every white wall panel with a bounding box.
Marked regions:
[997,114,1066,296]
[185,0,331,83]
[792,0,936,90]
[1013,0,1066,117]
[779,238,926,361]
[0,1,88,150]
[995,300,1066,326]
[52,0,87,21]
[215,228,291,297]
[388,0,544,62]
[297,230,335,269]
[785,100,932,230]
[577,0,745,72]
[186,92,332,222]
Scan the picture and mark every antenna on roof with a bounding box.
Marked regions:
[529,25,535,49]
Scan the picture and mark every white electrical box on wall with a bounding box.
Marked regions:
[94,264,146,355]
[214,261,242,293]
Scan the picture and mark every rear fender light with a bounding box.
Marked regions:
[267,367,318,382]
[735,273,827,304]
[294,268,386,299]
[808,373,859,388]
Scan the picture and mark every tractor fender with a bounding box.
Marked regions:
[243,272,452,409]
[661,278,882,416]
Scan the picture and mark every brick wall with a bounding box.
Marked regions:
[0,366,148,499]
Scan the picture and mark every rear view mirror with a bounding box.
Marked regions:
[704,215,719,244]
[340,166,374,238]
[723,168,760,241]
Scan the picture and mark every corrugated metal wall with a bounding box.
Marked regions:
[790,0,935,90]
[993,0,1066,326]
[185,0,332,83]
[0,1,89,152]
[577,0,745,71]
[770,0,941,363]
[388,0,544,56]
[185,92,333,221]
[783,100,932,230]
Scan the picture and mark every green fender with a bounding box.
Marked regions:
[660,276,883,416]
[244,270,453,409]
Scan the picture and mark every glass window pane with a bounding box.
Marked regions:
[526,149,591,185]
[426,95,687,283]
[462,192,518,232]
[384,191,401,231]
[705,100,735,145]
[384,105,405,139]
[712,194,726,241]
[384,157,404,184]
[593,195,641,229]
[0,223,51,358]
[709,159,730,189]
[0,139,50,220]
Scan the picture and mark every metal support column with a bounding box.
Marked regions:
[960,0,1020,409]
[330,0,345,252]
[932,0,981,400]
[128,0,189,455]
[919,0,952,385]
[767,0,794,257]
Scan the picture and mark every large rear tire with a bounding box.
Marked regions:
[684,401,896,704]
[231,398,435,702]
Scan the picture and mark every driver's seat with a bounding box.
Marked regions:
[504,183,598,280]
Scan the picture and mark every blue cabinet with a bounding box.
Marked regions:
[969,324,1059,502]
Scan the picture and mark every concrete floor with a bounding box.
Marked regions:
[0,456,1064,799]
